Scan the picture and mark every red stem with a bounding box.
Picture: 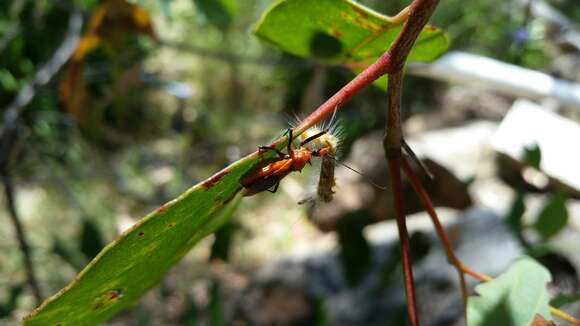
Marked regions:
[380,2,440,324]
[401,157,468,315]
[385,70,419,325]
[293,0,441,135]
[400,159,460,266]
[293,52,392,134]
[388,156,419,326]
[267,2,440,325]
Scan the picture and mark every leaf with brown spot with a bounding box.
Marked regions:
[254,0,448,89]
[255,0,447,63]
[24,151,260,325]
[202,169,231,189]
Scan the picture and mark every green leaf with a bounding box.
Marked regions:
[254,0,448,65]
[505,193,525,242]
[24,154,256,325]
[550,294,580,308]
[523,144,542,169]
[533,193,568,240]
[193,0,238,30]
[467,256,552,326]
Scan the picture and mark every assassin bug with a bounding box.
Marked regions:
[241,128,331,196]
[242,125,387,197]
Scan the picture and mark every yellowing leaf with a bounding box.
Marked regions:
[254,0,448,64]
[59,0,158,123]
[24,160,251,325]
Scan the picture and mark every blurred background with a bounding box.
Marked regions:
[1,0,580,325]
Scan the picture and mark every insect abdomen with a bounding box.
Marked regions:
[243,175,282,195]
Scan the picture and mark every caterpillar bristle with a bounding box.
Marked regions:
[296,112,343,203]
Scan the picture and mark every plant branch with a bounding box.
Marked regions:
[384,71,419,325]
[386,135,419,326]
[385,69,404,151]
[386,0,440,73]
[401,157,468,315]
[400,156,465,265]
[381,2,441,325]
[0,6,82,308]
[1,173,43,305]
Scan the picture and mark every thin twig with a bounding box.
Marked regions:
[1,173,43,305]
[402,140,434,179]
[0,6,83,308]
[401,157,468,317]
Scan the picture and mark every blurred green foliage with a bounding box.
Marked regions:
[192,0,238,30]
[503,146,571,250]
[534,193,569,241]
[362,0,551,68]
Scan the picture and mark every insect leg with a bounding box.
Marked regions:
[300,130,327,147]
[287,128,293,153]
[402,139,434,180]
[267,181,280,193]
[258,146,286,158]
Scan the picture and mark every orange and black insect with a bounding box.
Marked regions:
[241,129,330,196]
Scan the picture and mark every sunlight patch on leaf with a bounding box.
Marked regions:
[467,256,552,326]
[254,0,448,72]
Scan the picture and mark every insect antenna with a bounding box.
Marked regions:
[300,130,327,147]
[402,140,434,180]
[327,155,388,190]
